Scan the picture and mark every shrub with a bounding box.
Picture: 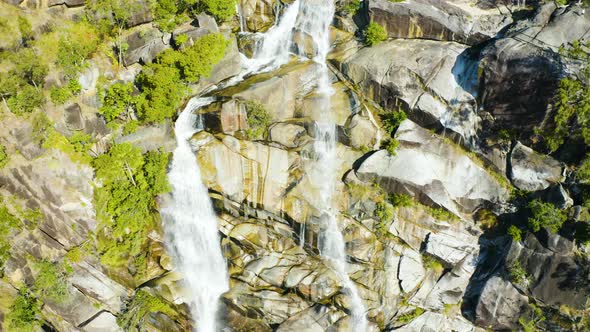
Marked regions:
[56,22,99,77]
[33,260,71,303]
[389,193,413,207]
[527,199,567,233]
[365,22,387,46]
[0,205,19,273]
[508,260,529,285]
[201,0,237,22]
[93,143,170,274]
[43,130,94,164]
[397,308,424,323]
[244,100,271,140]
[344,0,361,15]
[123,120,140,135]
[422,254,444,274]
[17,16,33,43]
[50,79,82,105]
[375,201,394,221]
[5,288,41,332]
[383,138,400,156]
[381,109,407,134]
[508,225,522,242]
[135,62,186,123]
[99,82,135,122]
[0,50,47,114]
[177,33,228,83]
[118,289,177,330]
[0,144,8,168]
[578,154,590,183]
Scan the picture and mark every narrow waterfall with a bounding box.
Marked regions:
[162,97,228,332]
[295,1,369,330]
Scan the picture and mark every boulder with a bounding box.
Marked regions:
[276,305,346,332]
[116,123,176,153]
[338,38,479,142]
[239,0,278,32]
[82,311,123,332]
[65,104,85,131]
[369,0,512,45]
[346,109,381,150]
[47,0,84,8]
[475,276,529,330]
[425,232,478,267]
[356,120,509,217]
[123,27,171,66]
[269,122,309,148]
[398,248,425,293]
[509,142,564,192]
[172,14,219,48]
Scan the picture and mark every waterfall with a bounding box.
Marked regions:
[162,97,228,332]
[294,1,369,330]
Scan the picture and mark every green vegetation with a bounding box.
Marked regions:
[33,260,71,303]
[65,247,84,264]
[578,154,590,183]
[17,16,33,45]
[422,254,445,274]
[201,0,237,22]
[381,109,407,133]
[43,130,95,164]
[118,289,177,331]
[56,22,100,77]
[508,260,529,285]
[518,303,545,332]
[99,82,135,122]
[365,22,387,46]
[0,205,19,274]
[383,138,400,156]
[508,225,522,242]
[50,79,83,105]
[375,201,394,222]
[5,288,42,332]
[344,0,361,15]
[135,33,228,123]
[93,143,170,276]
[527,199,567,233]
[397,308,424,324]
[244,100,272,140]
[0,144,8,168]
[389,193,413,208]
[0,49,47,114]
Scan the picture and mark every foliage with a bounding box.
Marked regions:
[346,182,385,203]
[381,109,407,134]
[527,199,567,233]
[50,79,83,105]
[176,33,228,83]
[17,16,33,44]
[65,247,84,263]
[151,0,194,32]
[425,206,458,222]
[383,138,399,156]
[93,143,170,273]
[33,260,71,303]
[200,0,236,22]
[578,154,590,183]
[118,289,177,331]
[508,260,529,285]
[518,303,545,332]
[389,193,413,208]
[344,0,361,15]
[86,0,137,33]
[31,112,53,144]
[0,48,47,114]
[135,62,186,123]
[56,22,99,77]
[175,33,188,46]
[375,201,394,221]
[5,288,41,332]
[422,254,444,274]
[0,205,19,273]
[99,82,135,122]
[244,100,271,140]
[0,144,8,169]
[123,120,140,135]
[508,225,522,242]
[397,308,424,324]
[43,130,94,164]
[365,22,387,46]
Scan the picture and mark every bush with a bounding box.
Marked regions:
[135,62,186,123]
[578,154,590,183]
[93,143,170,274]
[398,308,424,323]
[0,205,19,273]
[0,144,8,169]
[118,289,177,330]
[508,260,529,285]
[33,260,71,303]
[527,199,567,233]
[201,0,237,22]
[422,254,444,274]
[0,49,47,114]
[56,22,99,77]
[381,109,407,134]
[365,22,387,46]
[389,193,413,207]
[375,201,394,221]
[5,288,41,332]
[244,100,271,140]
[177,33,228,83]
[508,225,522,242]
[50,79,82,105]
[383,138,399,156]
[99,82,135,122]
[344,0,361,15]
[43,130,94,164]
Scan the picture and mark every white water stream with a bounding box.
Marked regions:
[165,1,367,331]
[162,97,228,332]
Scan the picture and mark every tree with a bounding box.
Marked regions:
[135,62,186,123]
[56,22,100,77]
[527,199,567,233]
[177,33,228,82]
[99,82,135,122]
[365,22,387,46]
[13,48,48,88]
[17,16,33,46]
[244,100,271,140]
[200,0,236,22]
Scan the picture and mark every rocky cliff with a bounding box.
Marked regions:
[0,0,590,331]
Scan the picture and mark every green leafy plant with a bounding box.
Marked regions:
[0,205,19,273]
[0,144,8,169]
[33,260,71,303]
[527,199,567,233]
[365,22,387,46]
[375,201,394,222]
[200,0,237,22]
[244,100,272,140]
[117,289,177,331]
[344,0,361,15]
[383,138,400,156]
[99,81,135,122]
[389,193,413,207]
[508,225,522,242]
[56,22,99,77]
[397,308,424,324]
[508,260,529,285]
[381,110,407,134]
[5,288,41,332]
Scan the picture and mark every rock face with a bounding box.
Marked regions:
[475,276,529,330]
[356,120,509,217]
[338,38,479,142]
[239,0,277,32]
[123,27,171,66]
[369,0,512,45]
[509,142,564,191]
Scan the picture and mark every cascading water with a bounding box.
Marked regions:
[162,97,228,332]
[294,1,368,330]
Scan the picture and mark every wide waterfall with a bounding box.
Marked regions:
[162,97,228,332]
